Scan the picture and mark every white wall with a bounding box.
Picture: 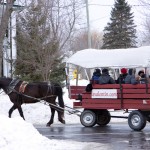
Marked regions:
[3,11,17,77]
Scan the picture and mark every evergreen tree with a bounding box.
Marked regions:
[102,0,137,49]
[15,1,65,84]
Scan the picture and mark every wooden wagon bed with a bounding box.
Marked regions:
[70,84,150,110]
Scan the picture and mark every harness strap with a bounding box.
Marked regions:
[19,81,28,93]
[8,78,20,94]
[45,81,54,98]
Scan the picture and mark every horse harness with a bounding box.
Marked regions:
[7,78,21,94]
[46,81,54,96]
[19,81,28,93]
[7,78,79,116]
[8,79,56,99]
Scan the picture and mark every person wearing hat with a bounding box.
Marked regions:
[116,68,128,84]
[136,70,146,84]
[99,68,115,84]
[124,68,138,84]
[85,69,101,92]
[92,68,101,84]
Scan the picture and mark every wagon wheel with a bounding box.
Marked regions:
[80,110,96,127]
[96,110,111,126]
[128,110,146,131]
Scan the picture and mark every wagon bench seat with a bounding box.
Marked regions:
[70,84,150,109]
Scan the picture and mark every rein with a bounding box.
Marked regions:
[8,79,57,98]
[6,79,72,114]
[8,87,64,112]
[6,82,81,117]
[9,86,56,99]
[8,87,82,116]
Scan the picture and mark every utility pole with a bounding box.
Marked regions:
[85,0,91,48]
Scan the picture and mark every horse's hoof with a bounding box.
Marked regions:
[62,120,65,124]
[46,123,51,127]
[59,119,65,124]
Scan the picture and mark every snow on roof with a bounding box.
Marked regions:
[66,46,150,68]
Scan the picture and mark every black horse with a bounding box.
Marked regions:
[0,77,65,126]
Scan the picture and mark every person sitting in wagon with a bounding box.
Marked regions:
[116,68,128,84]
[125,68,138,84]
[85,69,101,92]
[136,70,146,84]
[99,68,115,84]
[92,68,101,84]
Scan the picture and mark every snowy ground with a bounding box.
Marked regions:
[0,79,128,150]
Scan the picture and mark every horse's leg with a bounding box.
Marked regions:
[46,106,55,127]
[17,105,25,120]
[9,104,17,118]
[57,94,65,124]
[57,110,65,124]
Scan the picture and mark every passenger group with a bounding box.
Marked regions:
[92,68,146,85]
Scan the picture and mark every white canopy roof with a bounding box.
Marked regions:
[66,46,150,68]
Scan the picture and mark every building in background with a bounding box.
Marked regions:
[0,1,23,77]
[3,11,17,77]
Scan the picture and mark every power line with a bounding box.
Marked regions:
[77,15,109,27]
[90,16,110,22]
[88,4,149,7]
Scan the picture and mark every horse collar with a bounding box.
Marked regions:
[7,78,20,94]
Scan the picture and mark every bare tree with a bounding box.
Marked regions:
[65,30,103,79]
[69,30,103,54]
[16,0,83,81]
[137,0,150,45]
[142,19,150,45]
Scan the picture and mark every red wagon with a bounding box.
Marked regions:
[66,47,150,131]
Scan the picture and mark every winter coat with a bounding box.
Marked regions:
[92,69,101,84]
[116,73,128,84]
[99,73,115,84]
[92,75,100,84]
[124,75,138,84]
[85,83,93,92]
[124,69,138,85]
